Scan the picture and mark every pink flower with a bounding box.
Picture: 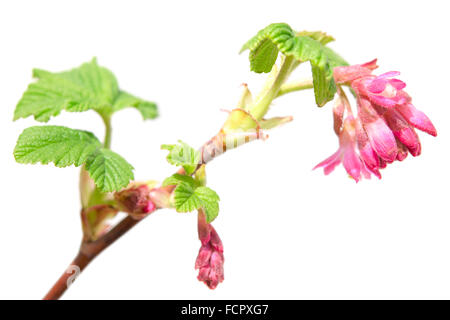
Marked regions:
[352,72,410,108]
[195,210,224,289]
[315,60,436,181]
[314,115,373,182]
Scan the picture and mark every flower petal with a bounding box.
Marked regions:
[334,60,377,83]
[396,141,408,161]
[383,109,421,156]
[195,244,212,269]
[358,99,397,162]
[397,103,437,137]
[361,59,378,70]
[389,79,406,90]
[314,150,341,175]
[378,71,401,79]
[342,146,362,182]
[368,78,387,94]
[355,119,380,172]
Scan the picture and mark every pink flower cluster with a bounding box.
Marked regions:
[195,211,224,289]
[315,59,436,181]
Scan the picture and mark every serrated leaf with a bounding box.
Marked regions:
[14,126,101,167]
[161,140,200,175]
[14,58,158,122]
[112,91,158,120]
[248,38,279,73]
[240,23,294,73]
[240,23,349,107]
[195,186,220,223]
[14,58,118,122]
[85,148,134,192]
[173,184,220,223]
[173,183,203,213]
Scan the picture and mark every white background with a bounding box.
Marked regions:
[0,0,449,299]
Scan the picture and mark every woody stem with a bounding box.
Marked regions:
[43,215,140,300]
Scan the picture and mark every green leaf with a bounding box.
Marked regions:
[173,184,220,223]
[248,38,279,73]
[240,23,349,107]
[161,140,200,175]
[240,23,293,73]
[14,125,134,192]
[112,91,158,120]
[14,58,158,122]
[14,58,119,122]
[173,183,203,213]
[85,148,134,192]
[14,126,101,167]
[195,186,220,223]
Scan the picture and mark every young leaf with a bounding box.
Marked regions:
[14,126,101,167]
[173,184,220,223]
[112,91,158,120]
[85,148,134,192]
[240,23,349,107]
[240,23,293,73]
[161,141,200,175]
[14,58,158,122]
[195,186,220,223]
[173,183,203,213]
[14,58,118,122]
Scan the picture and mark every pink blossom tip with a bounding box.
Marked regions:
[316,59,436,181]
[195,211,224,289]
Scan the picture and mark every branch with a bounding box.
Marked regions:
[43,58,313,299]
[43,215,139,300]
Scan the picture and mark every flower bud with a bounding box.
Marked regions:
[115,184,156,219]
[195,210,224,289]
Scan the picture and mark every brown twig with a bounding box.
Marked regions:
[43,216,140,300]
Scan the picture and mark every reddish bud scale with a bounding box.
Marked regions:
[115,185,156,219]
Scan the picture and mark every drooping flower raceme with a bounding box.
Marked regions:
[315,59,436,181]
[195,210,224,289]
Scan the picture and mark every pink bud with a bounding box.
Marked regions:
[396,142,408,161]
[358,98,397,162]
[355,119,381,178]
[397,103,437,137]
[383,109,421,156]
[340,127,363,182]
[195,210,224,289]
